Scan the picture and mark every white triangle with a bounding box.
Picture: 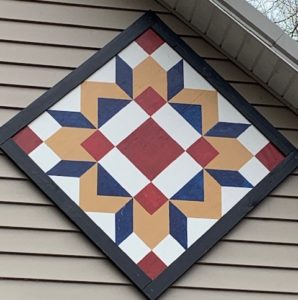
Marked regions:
[221,186,251,215]
[187,218,217,247]
[87,212,115,242]
[183,61,215,90]
[87,57,116,83]
[50,176,80,205]
[218,94,250,124]
[51,86,81,112]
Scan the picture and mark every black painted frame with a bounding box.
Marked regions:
[0,12,297,300]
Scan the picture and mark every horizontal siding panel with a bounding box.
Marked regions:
[183,37,225,59]
[226,219,298,244]
[248,196,298,220]
[0,228,101,257]
[231,83,282,106]
[0,64,69,88]
[280,130,298,148]
[1,254,298,292]
[1,227,297,269]
[152,14,196,36]
[256,106,298,129]
[177,264,298,292]
[0,203,76,230]
[37,0,168,11]
[1,280,297,300]
[0,0,195,35]
[0,179,50,205]
[0,42,95,68]
[206,60,255,83]
[0,155,26,179]
[0,1,144,29]
[0,254,128,284]
[201,241,298,268]
[0,108,20,126]
[271,175,298,197]
[0,86,46,109]
[0,20,119,48]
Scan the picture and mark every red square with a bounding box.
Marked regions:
[187,137,219,167]
[136,29,164,54]
[138,251,167,279]
[81,130,114,161]
[256,143,284,171]
[135,87,166,115]
[12,127,43,154]
[118,119,184,180]
[135,183,168,214]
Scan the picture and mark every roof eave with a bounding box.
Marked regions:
[157,0,298,112]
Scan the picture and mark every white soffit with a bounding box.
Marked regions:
[157,0,298,111]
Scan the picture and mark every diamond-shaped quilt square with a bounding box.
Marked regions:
[118,118,184,180]
[3,12,294,300]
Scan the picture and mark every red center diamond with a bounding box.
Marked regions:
[81,130,114,161]
[118,118,184,180]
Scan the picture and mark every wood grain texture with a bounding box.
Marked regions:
[0,0,194,35]
[0,86,46,109]
[0,20,120,47]
[0,227,297,269]
[0,253,298,292]
[0,280,297,300]
[36,0,168,11]
[256,106,298,129]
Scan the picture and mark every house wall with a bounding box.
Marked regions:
[0,1,297,299]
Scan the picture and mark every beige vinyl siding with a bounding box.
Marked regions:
[0,0,297,299]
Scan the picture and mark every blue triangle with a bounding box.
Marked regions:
[170,203,187,249]
[170,103,202,134]
[167,60,184,100]
[171,171,204,201]
[97,164,130,197]
[116,56,133,98]
[115,200,133,245]
[98,98,130,128]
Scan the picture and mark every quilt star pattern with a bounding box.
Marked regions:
[12,29,284,279]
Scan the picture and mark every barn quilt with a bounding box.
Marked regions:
[1,12,296,300]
